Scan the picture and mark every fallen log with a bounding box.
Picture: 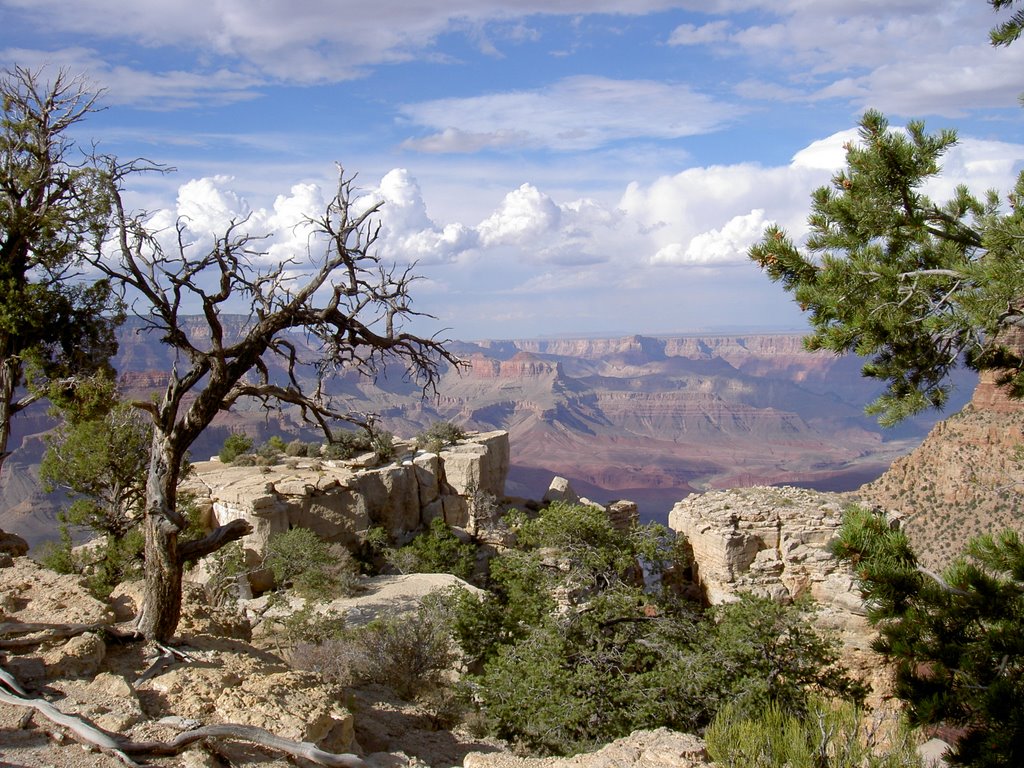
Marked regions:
[0,672,366,767]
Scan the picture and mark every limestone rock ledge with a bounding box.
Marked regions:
[185,430,509,562]
[464,728,710,768]
[668,486,885,695]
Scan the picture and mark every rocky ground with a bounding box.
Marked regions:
[0,549,719,768]
[3,474,962,767]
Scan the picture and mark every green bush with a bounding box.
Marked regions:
[325,429,372,460]
[256,436,285,461]
[276,604,347,646]
[285,439,319,458]
[415,421,466,453]
[264,527,360,600]
[37,522,78,575]
[385,517,477,581]
[204,541,248,607]
[444,502,864,756]
[219,431,254,463]
[40,523,146,600]
[706,696,922,768]
[84,527,146,599]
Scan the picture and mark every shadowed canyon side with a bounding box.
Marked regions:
[0,320,976,540]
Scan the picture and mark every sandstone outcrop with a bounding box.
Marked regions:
[0,555,114,627]
[185,431,509,574]
[668,486,885,696]
[245,572,484,634]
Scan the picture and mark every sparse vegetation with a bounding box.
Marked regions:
[219,431,254,464]
[706,696,922,768]
[370,428,396,462]
[289,594,457,701]
[415,421,466,454]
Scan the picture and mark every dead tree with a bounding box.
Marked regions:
[94,165,462,642]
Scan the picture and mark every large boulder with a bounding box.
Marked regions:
[439,430,509,497]
[464,728,710,768]
[0,557,116,686]
[668,486,886,696]
[0,557,114,626]
[0,528,29,557]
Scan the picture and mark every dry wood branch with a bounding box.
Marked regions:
[918,566,972,596]
[0,621,141,649]
[132,643,197,687]
[0,671,366,767]
[177,518,252,565]
[0,685,140,766]
[123,723,366,766]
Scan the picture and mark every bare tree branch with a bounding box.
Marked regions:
[89,163,465,641]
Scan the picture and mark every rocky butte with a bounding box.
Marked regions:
[185,430,511,575]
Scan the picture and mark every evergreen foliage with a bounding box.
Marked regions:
[749,110,1024,426]
[379,517,477,581]
[40,374,152,541]
[833,506,1024,766]
[324,428,372,459]
[415,420,466,453]
[219,431,253,464]
[989,0,1024,47]
[447,502,863,756]
[0,66,125,473]
[264,527,360,600]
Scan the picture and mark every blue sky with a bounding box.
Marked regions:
[3,0,1024,340]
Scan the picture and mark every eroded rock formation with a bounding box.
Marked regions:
[185,431,509,573]
[668,486,887,697]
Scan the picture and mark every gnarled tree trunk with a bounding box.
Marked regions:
[136,434,185,642]
[0,351,18,475]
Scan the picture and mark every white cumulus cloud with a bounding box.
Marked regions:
[477,184,562,247]
[370,169,477,263]
[653,209,769,265]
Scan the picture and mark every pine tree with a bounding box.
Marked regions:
[0,67,124,473]
[749,110,1024,425]
[833,508,1024,767]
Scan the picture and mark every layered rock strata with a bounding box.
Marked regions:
[186,431,509,569]
[668,486,886,697]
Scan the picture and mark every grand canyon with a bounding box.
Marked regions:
[0,318,976,542]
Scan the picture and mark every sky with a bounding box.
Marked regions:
[3,0,1024,341]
